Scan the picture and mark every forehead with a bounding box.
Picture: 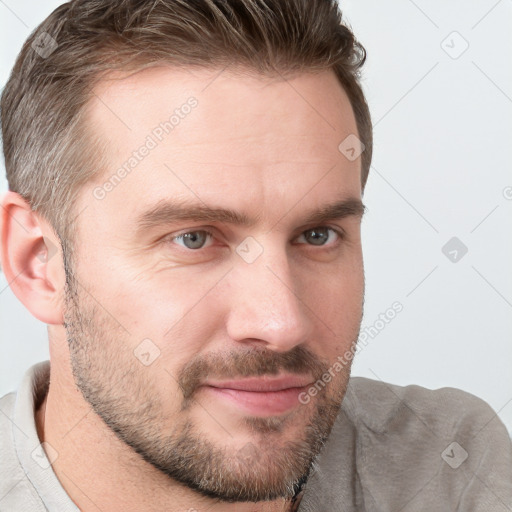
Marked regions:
[81,66,362,232]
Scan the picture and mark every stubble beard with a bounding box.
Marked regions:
[62,251,357,503]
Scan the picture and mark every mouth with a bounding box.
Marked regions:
[200,375,313,416]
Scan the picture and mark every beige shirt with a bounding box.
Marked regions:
[1,361,511,511]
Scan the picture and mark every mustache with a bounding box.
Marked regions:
[178,344,329,400]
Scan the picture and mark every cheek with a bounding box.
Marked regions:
[89,270,229,376]
[85,254,216,330]
[305,262,363,358]
[303,255,363,314]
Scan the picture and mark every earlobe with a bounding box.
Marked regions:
[0,191,65,325]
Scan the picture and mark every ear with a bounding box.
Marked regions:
[0,191,65,324]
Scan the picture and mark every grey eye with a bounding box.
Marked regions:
[174,230,213,250]
[297,227,339,246]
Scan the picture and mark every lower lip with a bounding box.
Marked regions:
[203,385,308,416]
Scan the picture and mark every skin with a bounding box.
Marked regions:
[0,66,365,512]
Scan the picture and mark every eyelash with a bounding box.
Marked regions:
[167,226,345,250]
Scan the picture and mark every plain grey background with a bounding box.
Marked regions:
[1,0,511,434]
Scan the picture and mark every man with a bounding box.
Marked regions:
[0,1,510,511]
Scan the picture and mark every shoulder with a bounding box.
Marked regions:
[0,381,48,511]
[336,377,512,510]
[0,389,18,458]
[343,376,506,438]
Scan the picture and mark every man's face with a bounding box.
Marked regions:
[63,67,364,502]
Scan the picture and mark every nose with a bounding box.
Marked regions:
[225,245,314,352]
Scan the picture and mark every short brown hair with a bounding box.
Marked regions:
[1,0,372,251]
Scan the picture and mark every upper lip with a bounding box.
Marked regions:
[203,375,314,392]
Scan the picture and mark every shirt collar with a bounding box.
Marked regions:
[12,360,79,511]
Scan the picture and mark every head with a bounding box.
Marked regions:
[1,0,372,504]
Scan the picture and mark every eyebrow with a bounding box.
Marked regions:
[135,197,365,235]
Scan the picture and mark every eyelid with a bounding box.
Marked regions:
[169,227,215,240]
[303,224,346,237]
